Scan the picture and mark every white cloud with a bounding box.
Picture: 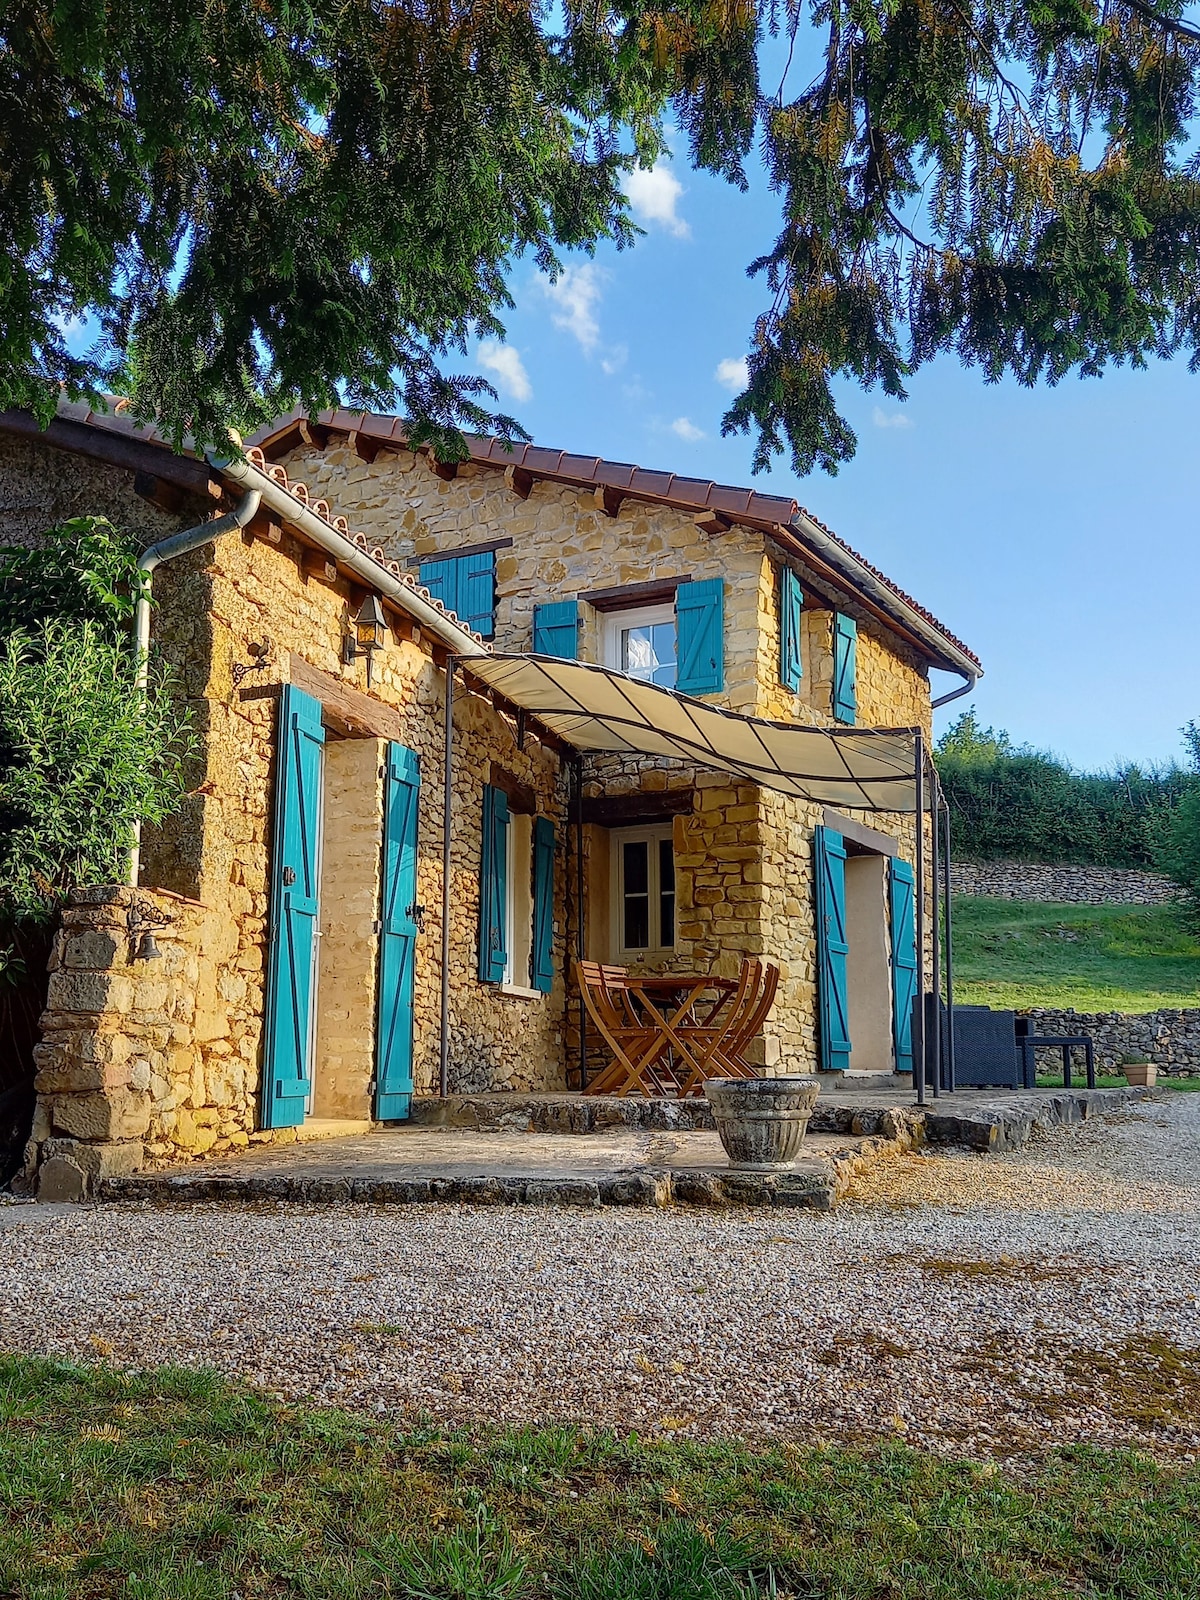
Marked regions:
[600,344,628,376]
[872,405,914,430]
[477,340,532,403]
[715,356,749,393]
[670,416,705,442]
[624,161,690,239]
[543,263,606,353]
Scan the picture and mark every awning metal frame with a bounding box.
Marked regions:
[435,653,953,1104]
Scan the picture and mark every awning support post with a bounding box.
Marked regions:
[573,756,588,1089]
[929,752,941,1099]
[438,656,457,1101]
[913,733,926,1106]
[941,792,956,1093]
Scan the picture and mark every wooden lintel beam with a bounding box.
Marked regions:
[505,465,534,500]
[349,430,382,463]
[298,419,330,450]
[592,485,624,518]
[132,472,185,515]
[694,510,732,536]
[303,552,339,584]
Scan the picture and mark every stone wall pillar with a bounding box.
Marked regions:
[24,887,201,1200]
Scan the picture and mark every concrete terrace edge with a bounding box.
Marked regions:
[91,1087,1150,1211]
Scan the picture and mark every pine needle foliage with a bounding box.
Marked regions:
[4,0,1200,471]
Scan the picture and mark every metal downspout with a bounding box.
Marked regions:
[931,669,978,710]
[129,488,262,885]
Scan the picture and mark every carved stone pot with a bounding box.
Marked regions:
[704,1076,822,1170]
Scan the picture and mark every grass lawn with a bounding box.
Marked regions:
[1034,1074,1200,1090]
[2,1358,1200,1599]
[950,897,1200,1013]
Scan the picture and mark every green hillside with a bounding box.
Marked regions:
[950,898,1200,1013]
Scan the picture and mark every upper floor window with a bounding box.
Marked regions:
[418,549,496,638]
[604,603,677,688]
[832,612,858,725]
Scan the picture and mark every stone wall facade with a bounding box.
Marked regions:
[0,431,192,549]
[1022,1007,1200,1077]
[273,441,935,736]
[951,861,1180,905]
[22,457,572,1192]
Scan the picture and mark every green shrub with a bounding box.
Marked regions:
[0,518,194,1180]
[0,620,193,923]
[935,711,1189,868]
[1156,721,1200,922]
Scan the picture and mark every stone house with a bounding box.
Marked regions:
[251,411,979,1081]
[1,401,978,1196]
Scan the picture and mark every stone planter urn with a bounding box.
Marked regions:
[705,1076,821,1170]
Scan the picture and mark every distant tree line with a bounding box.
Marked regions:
[935,712,1197,877]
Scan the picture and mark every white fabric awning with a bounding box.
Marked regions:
[460,654,921,813]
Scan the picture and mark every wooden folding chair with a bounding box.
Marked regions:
[672,959,780,1096]
[577,963,681,1097]
[634,962,757,1099]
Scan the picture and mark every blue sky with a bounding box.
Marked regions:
[474,144,1199,774]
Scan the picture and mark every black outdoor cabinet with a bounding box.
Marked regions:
[913,995,1022,1091]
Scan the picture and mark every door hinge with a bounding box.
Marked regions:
[372,919,382,935]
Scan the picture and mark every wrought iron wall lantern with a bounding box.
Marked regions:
[231,638,273,688]
[343,595,388,685]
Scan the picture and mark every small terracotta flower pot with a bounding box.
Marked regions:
[704,1076,821,1170]
[1123,1063,1157,1087]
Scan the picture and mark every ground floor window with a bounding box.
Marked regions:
[611,824,676,957]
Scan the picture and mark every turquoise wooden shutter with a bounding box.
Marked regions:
[457,550,496,638]
[478,784,509,982]
[780,567,803,691]
[418,558,456,613]
[262,685,325,1128]
[814,825,851,1073]
[531,816,555,993]
[533,600,579,659]
[376,742,420,1120]
[832,613,857,724]
[888,856,917,1075]
[676,578,724,694]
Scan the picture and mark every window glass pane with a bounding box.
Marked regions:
[623,840,648,894]
[659,837,675,947]
[622,622,677,688]
[624,894,650,951]
[621,840,650,949]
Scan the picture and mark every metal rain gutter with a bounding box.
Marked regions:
[789,510,982,685]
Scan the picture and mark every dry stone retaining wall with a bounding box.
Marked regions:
[950,861,1180,905]
[1023,1007,1200,1077]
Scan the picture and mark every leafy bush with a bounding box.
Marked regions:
[935,711,1189,869]
[0,518,194,1181]
[1156,722,1200,922]
[0,621,193,922]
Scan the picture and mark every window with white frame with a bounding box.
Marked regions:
[603,603,677,688]
[611,824,676,956]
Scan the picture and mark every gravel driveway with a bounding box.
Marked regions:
[2,1093,1198,1460]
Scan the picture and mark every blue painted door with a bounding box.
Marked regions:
[888,857,917,1073]
[814,825,851,1073]
[376,742,420,1120]
[262,685,325,1128]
